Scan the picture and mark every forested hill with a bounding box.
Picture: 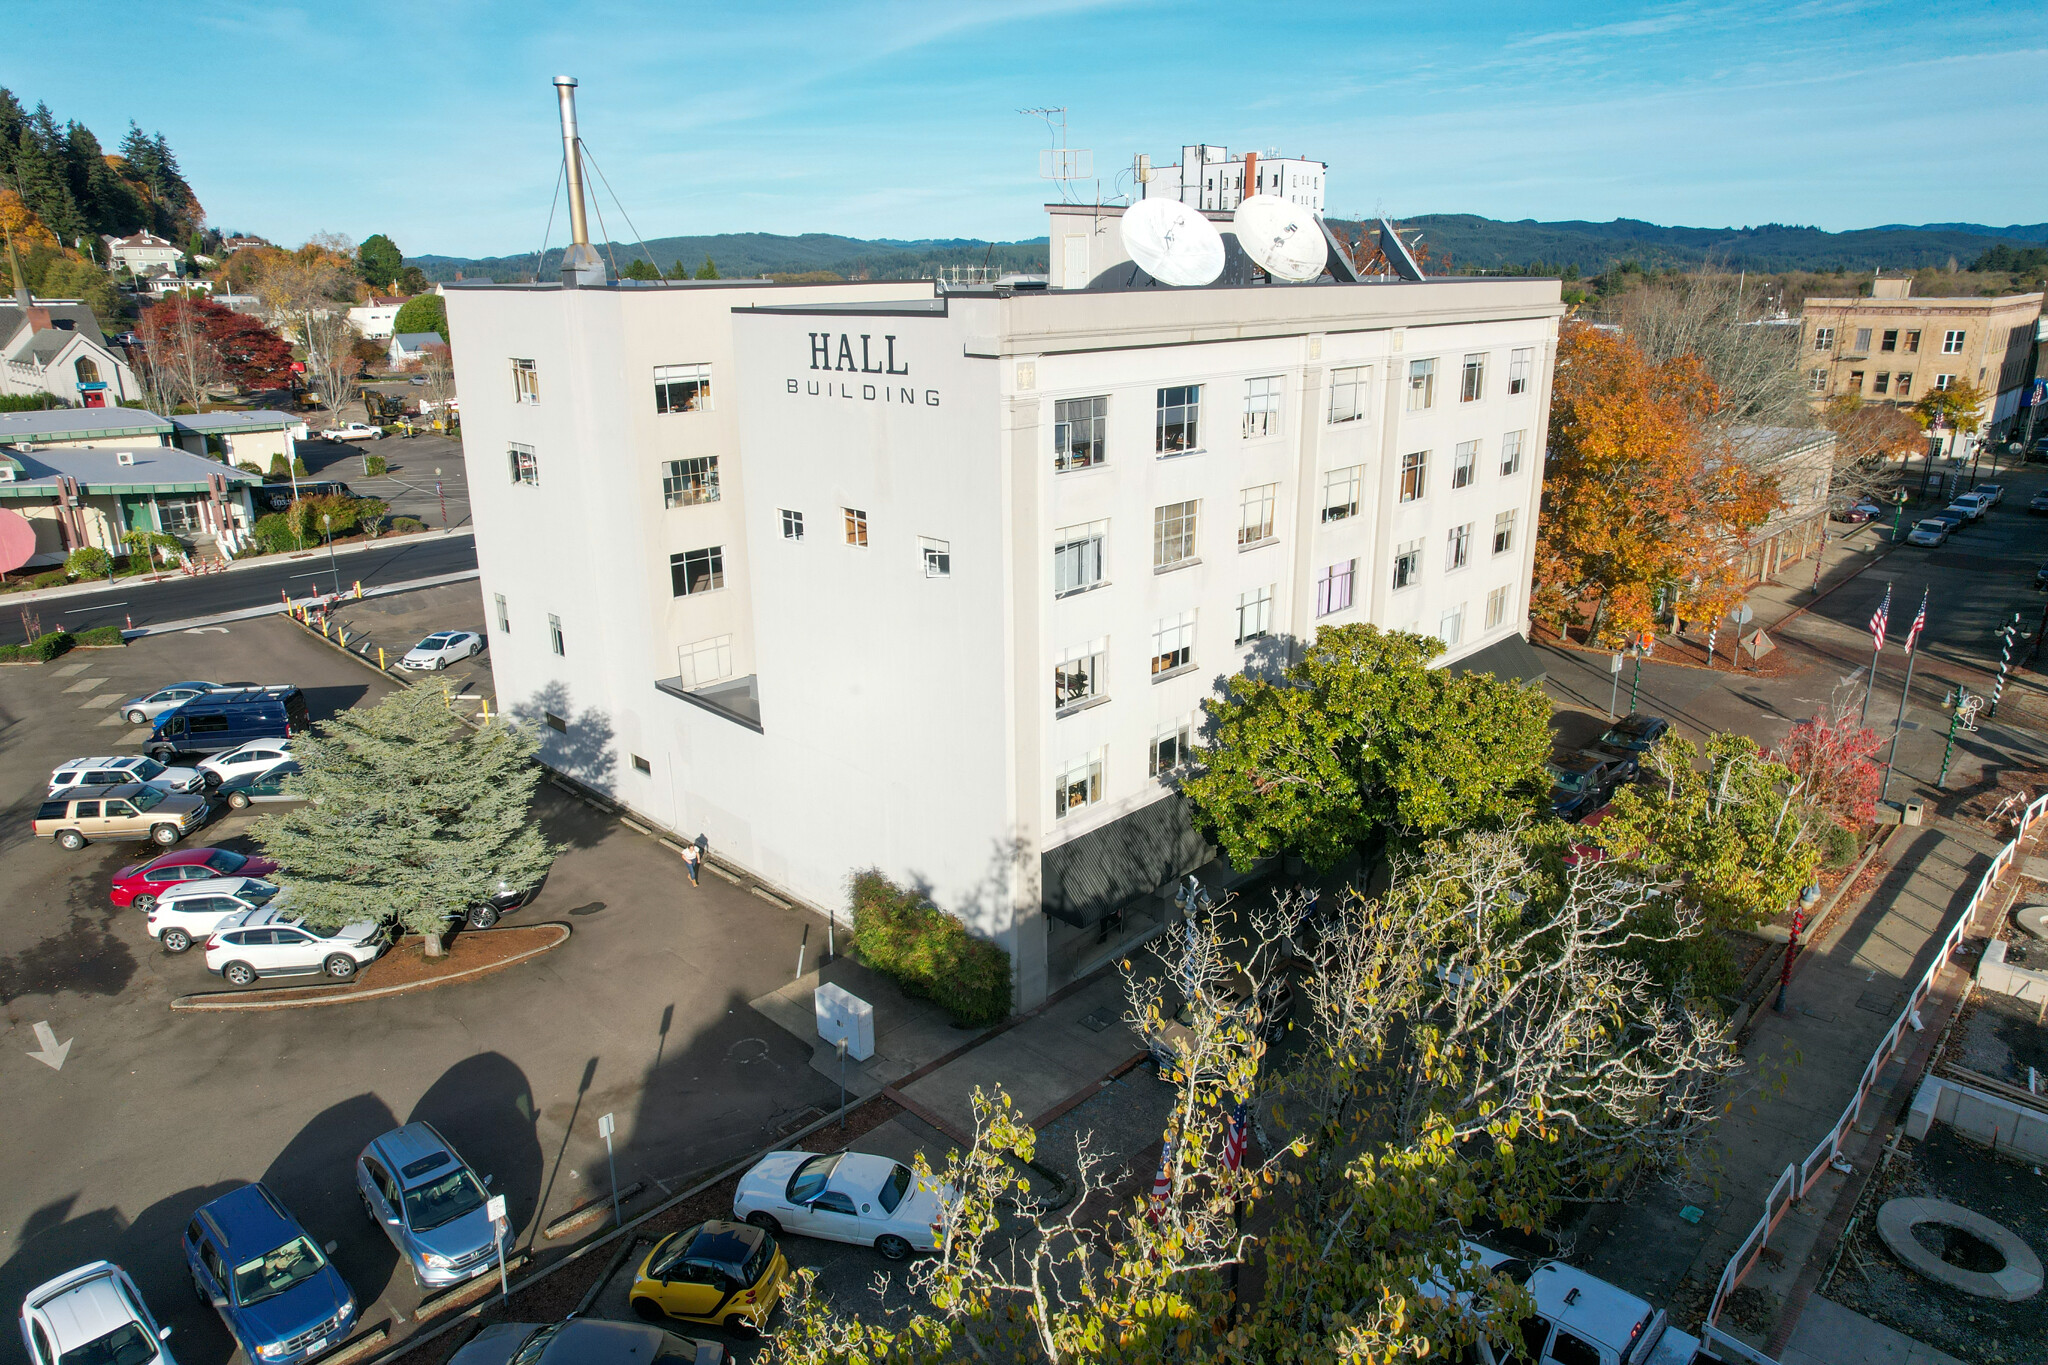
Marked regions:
[0,88,204,248]
[411,233,1050,283]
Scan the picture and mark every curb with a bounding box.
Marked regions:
[4,529,476,609]
[171,924,571,1010]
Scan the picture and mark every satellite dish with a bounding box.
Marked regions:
[1120,197,1224,286]
[1233,195,1325,282]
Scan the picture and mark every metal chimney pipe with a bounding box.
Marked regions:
[552,76,604,287]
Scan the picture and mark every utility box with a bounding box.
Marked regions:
[814,983,874,1061]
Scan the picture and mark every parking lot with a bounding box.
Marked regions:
[295,430,471,532]
[0,613,862,1365]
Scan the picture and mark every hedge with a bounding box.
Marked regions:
[1820,821,1859,870]
[76,625,125,647]
[0,631,74,662]
[65,546,110,579]
[364,453,387,476]
[849,869,1012,1026]
[252,512,301,553]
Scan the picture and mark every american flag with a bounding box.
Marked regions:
[1903,589,1928,655]
[1222,1103,1250,1172]
[1150,1139,1174,1214]
[1869,586,1891,651]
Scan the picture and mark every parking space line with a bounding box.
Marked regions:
[53,663,90,677]
[97,713,129,726]
[80,694,123,708]
[65,601,125,612]
[62,677,108,693]
[124,727,152,742]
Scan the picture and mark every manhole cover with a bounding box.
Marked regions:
[1079,1007,1117,1033]
[1854,988,1901,1015]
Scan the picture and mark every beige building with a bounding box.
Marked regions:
[1735,427,1836,585]
[1798,277,2041,449]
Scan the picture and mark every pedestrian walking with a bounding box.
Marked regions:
[680,841,700,887]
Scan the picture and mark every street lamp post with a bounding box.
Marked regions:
[1774,883,1823,1013]
[435,467,447,528]
[322,513,339,597]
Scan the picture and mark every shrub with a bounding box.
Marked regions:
[65,546,110,579]
[364,453,387,476]
[268,452,289,476]
[236,461,264,474]
[0,631,74,662]
[292,456,309,476]
[253,512,300,553]
[75,624,125,646]
[1820,820,1859,870]
[389,516,426,533]
[849,869,1012,1026]
[32,569,68,588]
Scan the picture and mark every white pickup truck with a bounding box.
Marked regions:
[1460,1244,1729,1365]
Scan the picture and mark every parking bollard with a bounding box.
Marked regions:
[378,646,386,670]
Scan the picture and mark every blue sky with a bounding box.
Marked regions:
[11,1,2045,257]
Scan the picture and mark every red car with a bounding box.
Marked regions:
[109,846,278,910]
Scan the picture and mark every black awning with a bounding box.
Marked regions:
[1447,632,1548,686]
[1041,792,1213,928]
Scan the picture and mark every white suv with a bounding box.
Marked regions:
[197,739,295,787]
[147,877,283,954]
[204,906,386,985]
[49,755,207,797]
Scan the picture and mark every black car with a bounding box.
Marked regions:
[1592,715,1670,779]
[260,479,359,511]
[2029,491,2048,516]
[1547,752,1623,819]
[1926,507,1970,534]
[453,876,537,930]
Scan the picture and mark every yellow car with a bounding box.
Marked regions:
[629,1219,789,1334]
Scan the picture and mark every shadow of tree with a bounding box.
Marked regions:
[509,680,616,795]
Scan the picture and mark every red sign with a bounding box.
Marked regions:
[290,362,306,373]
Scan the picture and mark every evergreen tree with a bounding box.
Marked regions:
[253,681,558,956]
[13,124,86,244]
[0,88,25,177]
[619,257,660,280]
[663,258,691,280]
[694,255,719,279]
[355,233,403,289]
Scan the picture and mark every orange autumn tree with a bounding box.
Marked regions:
[1534,323,1781,644]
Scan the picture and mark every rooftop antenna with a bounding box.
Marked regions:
[552,77,604,288]
[1119,197,1224,286]
[1233,195,1326,282]
[1023,107,1092,205]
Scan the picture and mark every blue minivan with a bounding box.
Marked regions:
[183,1184,356,1365]
[146,687,309,763]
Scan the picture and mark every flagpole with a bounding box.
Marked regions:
[1879,591,1926,805]
[1861,581,1890,723]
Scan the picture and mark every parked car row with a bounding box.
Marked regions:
[1546,714,1671,820]
[1906,480,2006,548]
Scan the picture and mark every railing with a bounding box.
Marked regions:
[1704,791,2048,1328]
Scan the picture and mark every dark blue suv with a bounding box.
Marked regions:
[183,1184,356,1364]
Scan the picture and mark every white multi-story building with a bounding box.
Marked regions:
[1142,144,1326,213]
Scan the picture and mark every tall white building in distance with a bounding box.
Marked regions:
[1142,144,1326,212]
[447,204,1560,1013]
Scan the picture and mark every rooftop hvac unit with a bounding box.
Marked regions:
[115,452,134,466]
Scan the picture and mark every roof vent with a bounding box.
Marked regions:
[116,452,135,466]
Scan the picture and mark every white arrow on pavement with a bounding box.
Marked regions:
[26,1022,72,1070]
[183,626,231,634]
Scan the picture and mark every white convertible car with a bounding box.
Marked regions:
[731,1151,952,1261]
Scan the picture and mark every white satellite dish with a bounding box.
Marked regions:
[1120,197,1224,286]
[1233,195,1325,282]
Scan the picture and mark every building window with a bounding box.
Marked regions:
[1322,465,1362,521]
[1807,367,1827,392]
[1485,584,1509,629]
[653,362,712,413]
[1053,520,1106,596]
[494,593,509,632]
[1873,373,1890,395]
[1238,483,1277,546]
[1329,365,1367,423]
[159,498,202,533]
[781,509,804,540]
[1847,370,1864,391]
[1399,449,1427,502]
[1318,559,1357,614]
[1452,440,1478,489]
[1895,372,1913,397]
[1459,353,1486,403]
[1934,374,1954,390]
[1439,604,1465,646]
[1508,348,1533,395]
[678,634,733,687]
[1151,610,1197,675]
[548,614,564,656]
[632,755,651,775]
[1235,585,1273,644]
[1500,430,1524,476]
[1054,395,1108,471]
[1493,509,1517,555]
[1406,358,1436,411]
[1881,330,1898,353]
[1853,327,1872,353]
[544,711,566,733]
[1154,500,1198,570]
[1156,385,1201,454]
[1904,330,1920,353]
[1243,375,1282,439]
[1942,329,1965,354]
[512,358,539,404]
[670,545,725,596]
[1150,716,1194,778]
[1447,523,1471,571]
[1390,541,1421,592]
[509,444,538,485]
[661,456,719,507]
[1055,749,1104,819]
[844,508,868,546]
[75,357,100,384]
[1812,327,1834,352]
[920,537,951,578]
[1054,639,1107,711]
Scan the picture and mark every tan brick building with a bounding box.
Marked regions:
[1798,277,2041,450]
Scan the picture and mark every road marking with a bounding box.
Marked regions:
[289,571,334,579]
[26,1022,72,1070]
[125,728,152,742]
[183,626,230,634]
[53,663,90,677]
[97,713,128,726]
[62,677,108,693]
[64,602,125,613]
[80,694,123,708]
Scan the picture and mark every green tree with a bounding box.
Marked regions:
[1912,377,1988,436]
[392,292,448,343]
[254,682,558,956]
[356,233,403,289]
[619,257,660,281]
[395,265,429,295]
[693,255,719,279]
[663,258,692,280]
[1596,731,1822,933]
[1180,624,1551,871]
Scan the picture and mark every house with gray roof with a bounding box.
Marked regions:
[0,443,262,567]
[170,409,309,469]
[0,295,143,408]
[0,404,172,449]
[388,331,443,368]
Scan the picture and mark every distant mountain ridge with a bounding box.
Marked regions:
[414,216,2048,282]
